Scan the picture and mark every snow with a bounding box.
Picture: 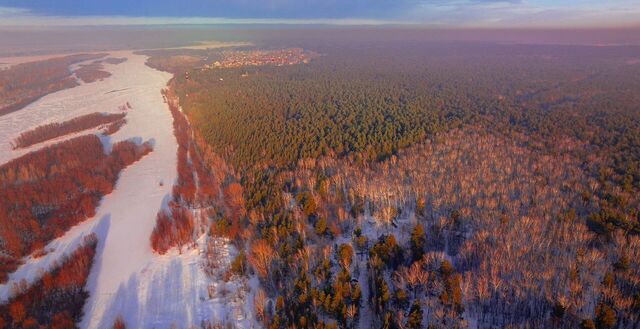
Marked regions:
[0,53,99,70]
[87,236,252,329]
[356,258,373,329]
[0,52,127,164]
[0,51,253,328]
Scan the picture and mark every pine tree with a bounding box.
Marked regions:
[410,223,426,261]
[407,301,423,329]
[595,302,616,329]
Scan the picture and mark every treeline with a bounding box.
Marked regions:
[150,89,228,254]
[0,234,97,328]
[0,135,152,281]
[150,89,195,254]
[167,86,223,208]
[170,90,197,207]
[0,54,107,116]
[12,112,127,149]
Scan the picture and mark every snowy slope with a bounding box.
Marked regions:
[0,51,250,328]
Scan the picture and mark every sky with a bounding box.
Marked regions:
[0,0,639,28]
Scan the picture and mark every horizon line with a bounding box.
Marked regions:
[1,15,640,29]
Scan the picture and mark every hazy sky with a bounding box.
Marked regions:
[1,0,639,28]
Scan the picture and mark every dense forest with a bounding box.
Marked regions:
[174,43,640,187]
[160,37,640,328]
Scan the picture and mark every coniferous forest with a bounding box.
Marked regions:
[160,34,640,328]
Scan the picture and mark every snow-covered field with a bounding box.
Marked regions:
[0,51,249,328]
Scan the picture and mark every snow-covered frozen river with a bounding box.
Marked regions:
[0,52,245,328]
